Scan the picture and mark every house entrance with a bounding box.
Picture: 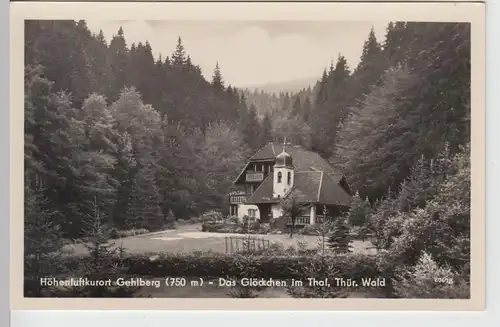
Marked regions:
[257,204,272,223]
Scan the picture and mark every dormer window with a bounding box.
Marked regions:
[277,172,282,183]
[287,172,291,185]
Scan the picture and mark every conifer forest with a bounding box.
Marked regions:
[24,20,472,299]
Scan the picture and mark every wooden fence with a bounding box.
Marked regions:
[225,235,270,254]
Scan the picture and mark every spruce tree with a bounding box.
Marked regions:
[108,26,129,101]
[282,92,291,112]
[24,185,65,297]
[171,37,187,67]
[301,96,312,123]
[260,112,273,144]
[383,21,410,68]
[239,103,262,151]
[346,191,371,227]
[291,96,302,117]
[327,218,352,254]
[353,27,384,105]
[73,198,138,297]
[211,61,225,93]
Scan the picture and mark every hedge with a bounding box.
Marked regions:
[127,252,382,280]
[50,251,387,282]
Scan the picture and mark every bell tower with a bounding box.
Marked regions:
[273,138,294,198]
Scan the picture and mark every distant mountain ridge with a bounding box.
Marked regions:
[240,76,319,94]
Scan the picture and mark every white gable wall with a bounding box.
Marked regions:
[237,203,260,222]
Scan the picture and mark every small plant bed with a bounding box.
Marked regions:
[109,228,151,239]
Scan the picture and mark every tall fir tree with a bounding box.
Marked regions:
[260,112,273,145]
[108,26,129,102]
[171,37,187,67]
[211,61,225,93]
[291,96,302,117]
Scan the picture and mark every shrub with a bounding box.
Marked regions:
[392,252,469,299]
[248,221,260,232]
[226,216,239,224]
[178,217,203,225]
[52,199,139,297]
[108,228,150,239]
[59,251,382,283]
[376,144,470,279]
[24,187,67,297]
[286,254,348,298]
[270,215,287,230]
[299,224,322,236]
[227,254,264,298]
[201,222,239,233]
[259,223,271,234]
[201,210,224,223]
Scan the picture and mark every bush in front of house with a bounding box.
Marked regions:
[201,210,224,223]
[201,222,240,233]
[225,216,239,224]
[270,215,287,230]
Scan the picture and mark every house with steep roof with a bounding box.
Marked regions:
[228,141,352,225]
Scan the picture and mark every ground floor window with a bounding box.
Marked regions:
[230,205,238,217]
[247,209,257,218]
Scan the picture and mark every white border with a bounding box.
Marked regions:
[8,0,491,318]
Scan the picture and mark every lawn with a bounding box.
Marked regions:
[65,223,376,256]
[60,223,381,298]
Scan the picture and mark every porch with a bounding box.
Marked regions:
[285,215,334,226]
[256,203,347,226]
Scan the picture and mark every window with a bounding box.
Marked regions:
[247,209,257,218]
[277,171,282,183]
[287,172,291,185]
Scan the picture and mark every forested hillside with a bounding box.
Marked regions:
[24,20,272,238]
[244,22,470,202]
[24,20,471,240]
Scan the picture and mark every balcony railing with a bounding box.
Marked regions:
[246,172,264,182]
[285,215,333,225]
[286,216,311,225]
[229,194,248,204]
[315,215,333,224]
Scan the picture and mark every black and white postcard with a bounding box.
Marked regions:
[9,1,485,311]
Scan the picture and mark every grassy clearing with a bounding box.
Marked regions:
[64,223,376,256]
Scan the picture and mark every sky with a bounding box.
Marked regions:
[86,20,389,87]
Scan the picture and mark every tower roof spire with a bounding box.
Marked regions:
[275,137,293,168]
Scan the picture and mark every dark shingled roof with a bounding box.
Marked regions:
[249,143,336,172]
[245,171,351,206]
[249,142,277,161]
[244,175,275,204]
[234,143,338,184]
[236,142,351,206]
